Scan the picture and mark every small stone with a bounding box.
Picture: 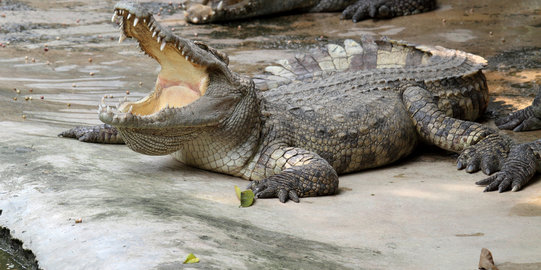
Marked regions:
[75,218,82,223]
[89,72,95,76]
[125,90,130,95]
[31,58,35,62]
[194,32,198,37]
[72,83,76,88]
[0,14,5,18]
[44,47,48,52]
[15,89,20,94]
[98,34,103,38]
[56,36,60,40]
[25,56,28,60]
[501,38,506,43]
[40,96,44,99]
[88,58,93,63]
[441,18,446,23]
[29,88,33,92]
[171,27,175,31]
[76,19,80,23]
[237,25,242,30]
[67,103,71,107]
[13,97,17,101]
[138,81,143,86]
[22,115,26,119]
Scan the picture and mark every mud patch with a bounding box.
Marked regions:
[0,0,34,11]
[498,262,541,270]
[509,197,541,216]
[0,227,40,270]
[455,232,484,237]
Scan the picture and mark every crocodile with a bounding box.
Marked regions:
[60,2,541,203]
[184,0,436,24]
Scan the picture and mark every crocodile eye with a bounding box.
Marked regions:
[194,41,229,65]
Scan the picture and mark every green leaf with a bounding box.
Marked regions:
[240,189,254,207]
[183,253,200,264]
[234,185,241,200]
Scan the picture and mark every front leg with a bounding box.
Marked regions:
[496,85,541,131]
[341,0,436,22]
[247,146,339,203]
[58,124,124,144]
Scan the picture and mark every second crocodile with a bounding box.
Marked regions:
[184,0,437,24]
[60,2,541,203]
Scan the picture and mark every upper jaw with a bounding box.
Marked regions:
[101,2,234,128]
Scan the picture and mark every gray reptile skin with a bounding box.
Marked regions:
[184,0,436,23]
[60,2,541,203]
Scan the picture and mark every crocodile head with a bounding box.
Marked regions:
[100,2,252,155]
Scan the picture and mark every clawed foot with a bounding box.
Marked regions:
[342,0,391,22]
[475,143,537,192]
[184,2,219,24]
[497,85,541,132]
[247,176,300,203]
[496,106,541,132]
[457,134,511,175]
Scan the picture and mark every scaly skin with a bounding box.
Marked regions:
[60,3,541,203]
[184,0,436,24]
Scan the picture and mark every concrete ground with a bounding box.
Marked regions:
[0,0,540,269]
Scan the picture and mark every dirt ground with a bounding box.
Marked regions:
[0,0,540,269]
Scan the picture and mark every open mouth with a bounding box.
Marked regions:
[100,3,210,126]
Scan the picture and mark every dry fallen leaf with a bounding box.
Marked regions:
[240,190,254,207]
[183,253,199,264]
[479,248,498,270]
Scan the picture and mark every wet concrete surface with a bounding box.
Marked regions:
[0,0,540,269]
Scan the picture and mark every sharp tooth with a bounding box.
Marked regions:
[217,1,224,11]
[118,32,126,43]
[152,31,157,37]
[181,50,185,56]
[143,19,146,24]
[157,36,161,43]
[185,56,190,61]
[123,96,128,102]
[128,105,133,114]
[127,13,131,20]
[160,40,166,51]
[133,17,139,27]
[107,106,112,113]
[111,12,118,23]
[119,10,123,15]
[192,17,199,23]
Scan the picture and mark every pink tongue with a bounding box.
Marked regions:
[158,76,200,95]
[159,85,200,108]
